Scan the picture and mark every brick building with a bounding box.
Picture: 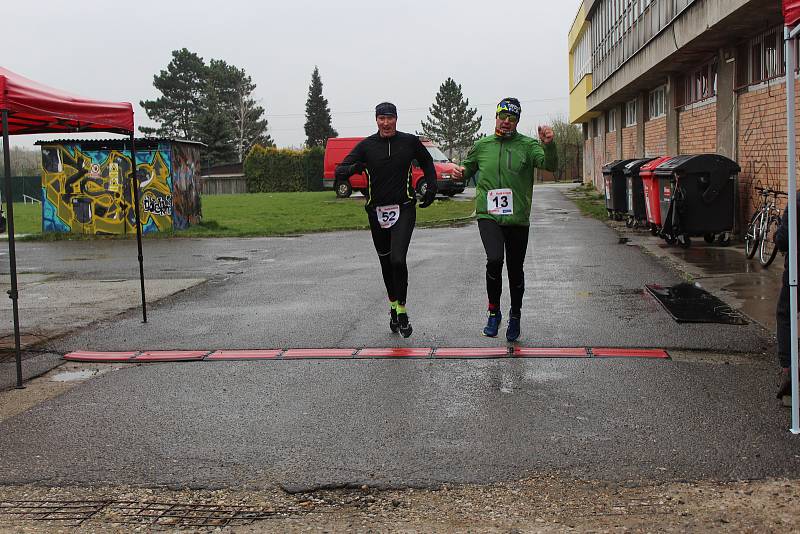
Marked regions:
[568,0,790,226]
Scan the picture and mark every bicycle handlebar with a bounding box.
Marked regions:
[754,186,788,196]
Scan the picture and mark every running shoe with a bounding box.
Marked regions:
[398,313,412,338]
[389,309,399,333]
[506,311,521,342]
[482,310,502,337]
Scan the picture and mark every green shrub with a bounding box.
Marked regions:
[244,145,324,192]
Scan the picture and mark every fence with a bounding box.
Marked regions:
[200,174,247,195]
[2,176,41,203]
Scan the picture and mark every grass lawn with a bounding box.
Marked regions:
[6,192,476,240]
[564,184,609,221]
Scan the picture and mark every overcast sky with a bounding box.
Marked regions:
[6,0,581,149]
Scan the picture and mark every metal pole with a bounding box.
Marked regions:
[129,134,147,323]
[785,27,799,434]
[2,111,24,389]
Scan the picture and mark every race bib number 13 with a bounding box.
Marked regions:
[487,189,513,215]
[376,204,400,229]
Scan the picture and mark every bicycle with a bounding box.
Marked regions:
[744,186,786,268]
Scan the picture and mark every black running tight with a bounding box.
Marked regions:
[478,219,530,314]
[369,206,416,305]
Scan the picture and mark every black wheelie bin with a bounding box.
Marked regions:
[653,154,740,248]
[602,159,636,221]
[623,158,655,228]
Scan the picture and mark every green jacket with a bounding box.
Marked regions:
[461,133,558,226]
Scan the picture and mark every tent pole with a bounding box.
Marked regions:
[2,111,23,389]
[785,27,799,434]
[129,133,147,323]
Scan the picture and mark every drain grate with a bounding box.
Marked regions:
[0,500,108,526]
[0,500,278,528]
[106,501,277,527]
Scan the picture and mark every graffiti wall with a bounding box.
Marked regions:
[40,141,202,234]
[171,142,202,230]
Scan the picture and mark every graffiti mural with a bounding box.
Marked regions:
[39,140,202,235]
[171,142,202,230]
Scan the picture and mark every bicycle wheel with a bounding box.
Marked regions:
[759,215,781,267]
[744,211,761,259]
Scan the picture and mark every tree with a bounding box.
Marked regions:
[549,115,584,182]
[206,60,273,162]
[142,51,274,165]
[304,66,337,147]
[419,78,482,159]
[140,48,207,139]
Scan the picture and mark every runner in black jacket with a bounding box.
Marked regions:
[335,102,437,337]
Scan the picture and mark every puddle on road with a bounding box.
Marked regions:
[659,246,762,275]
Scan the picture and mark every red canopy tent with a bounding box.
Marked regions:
[0,67,147,388]
[785,0,800,27]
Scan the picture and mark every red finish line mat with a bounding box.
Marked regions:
[63,347,671,362]
[356,348,432,358]
[434,347,511,358]
[591,348,670,359]
[282,348,356,359]
[134,351,209,362]
[206,350,282,360]
[64,351,138,362]
[514,347,589,358]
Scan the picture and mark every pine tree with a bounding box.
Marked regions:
[140,48,207,139]
[419,78,482,159]
[142,51,273,165]
[304,66,337,147]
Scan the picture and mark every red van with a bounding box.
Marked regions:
[323,137,465,198]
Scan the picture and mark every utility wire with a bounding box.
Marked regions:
[264,97,568,119]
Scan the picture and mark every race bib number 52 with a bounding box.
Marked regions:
[487,189,513,215]
[376,204,400,229]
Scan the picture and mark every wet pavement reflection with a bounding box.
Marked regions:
[626,228,782,332]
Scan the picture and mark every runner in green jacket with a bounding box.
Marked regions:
[453,97,557,341]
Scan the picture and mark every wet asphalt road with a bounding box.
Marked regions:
[0,184,796,491]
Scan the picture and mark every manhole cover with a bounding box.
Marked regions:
[645,283,748,325]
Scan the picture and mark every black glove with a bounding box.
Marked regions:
[418,184,437,208]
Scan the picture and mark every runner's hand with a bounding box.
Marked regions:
[418,185,437,208]
[452,166,465,179]
[538,126,554,144]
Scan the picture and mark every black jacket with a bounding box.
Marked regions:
[335,131,437,209]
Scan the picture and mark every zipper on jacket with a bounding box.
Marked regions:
[507,149,512,170]
[497,139,504,188]
[388,138,391,158]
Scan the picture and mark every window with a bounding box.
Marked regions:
[592,118,600,138]
[590,0,695,88]
[648,86,666,119]
[678,59,717,106]
[737,28,787,88]
[607,108,617,133]
[625,99,637,127]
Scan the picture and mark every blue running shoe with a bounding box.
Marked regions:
[506,311,521,342]
[482,310,502,337]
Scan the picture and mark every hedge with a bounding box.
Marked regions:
[244,145,324,192]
